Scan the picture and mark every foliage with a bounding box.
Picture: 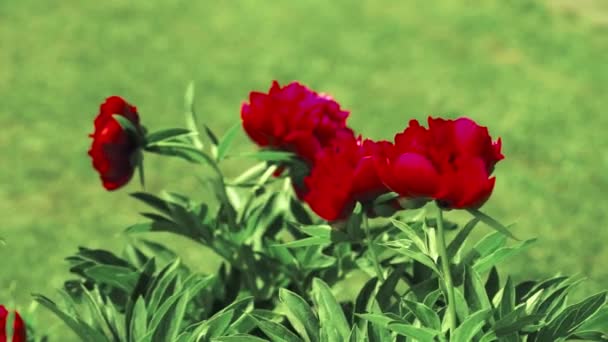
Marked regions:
[28,84,608,341]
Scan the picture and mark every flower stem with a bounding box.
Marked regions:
[436,204,457,333]
[363,215,385,282]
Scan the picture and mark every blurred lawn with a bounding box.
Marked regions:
[1,0,607,339]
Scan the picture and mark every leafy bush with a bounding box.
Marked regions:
[8,81,606,341]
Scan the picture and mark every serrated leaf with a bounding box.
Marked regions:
[280,289,320,342]
[452,309,492,342]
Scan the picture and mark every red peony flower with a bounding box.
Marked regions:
[0,305,26,342]
[241,81,353,163]
[88,96,143,191]
[376,117,503,209]
[303,134,390,221]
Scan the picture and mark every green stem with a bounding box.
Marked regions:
[436,204,457,333]
[363,215,385,282]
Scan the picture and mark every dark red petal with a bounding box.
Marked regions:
[1,305,7,342]
[436,157,495,209]
[304,158,354,221]
[394,119,430,154]
[12,311,26,342]
[95,96,139,131]
[351,156,387,200]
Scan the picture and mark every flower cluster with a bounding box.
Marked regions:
[88,81,503,221]
[0,305,26,342]
[241,81,503,220]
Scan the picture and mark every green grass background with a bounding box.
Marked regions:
[1,0,607,339]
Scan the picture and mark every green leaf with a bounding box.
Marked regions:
[473,239,536,273]
[84,265,138,293]
[536,292,607,341]
[454,288,471,325]
[470,232,508,260]
[33,294,108,342]
[131,192,172,216]
[402,299,441,330]
[376,265,404,311]
[390,219,427,253]
[204,124,220,146]
[499,277,515,319]
[578,306,608,333]
[383,240,440,275]
[485,267,500,303]
[356,313,393,328]
[312,278,351,341]
[201,310,235,339]
[494,306,543,337]
[254,315,303,342]
[278,236,330,248]
[129,297,147,341]
[464,266,492,313]
[386,323,439,342]
[467,209,518,240]
[151,288,190,342]
[145,128,195,146]
[447,218,480,259]
[145,141,216,166]
[216,123,241,161]
[567,330,608,341]
[451,309,492,342]
[354,277,378,316]
[211,335,268,342]
[183,82,204,150]
[112,114,140,137]
[239,150,296,162]
[280,288,320,342]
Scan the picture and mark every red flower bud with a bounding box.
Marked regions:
[88,96,142,190]
[241,81,352,163]
[0,305,26,342]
